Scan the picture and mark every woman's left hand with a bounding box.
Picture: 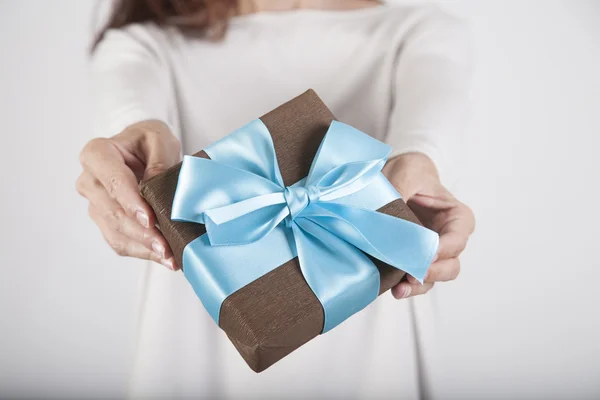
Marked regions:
[382,153,475,299]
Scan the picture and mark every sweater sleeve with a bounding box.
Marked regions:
[385,9,472,184]
[90,25,179,138]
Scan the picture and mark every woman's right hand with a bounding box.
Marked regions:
[76,120,181,270]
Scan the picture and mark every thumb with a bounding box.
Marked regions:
[141,125,182,181]
[408,183,456,210]
[383,153,439,200]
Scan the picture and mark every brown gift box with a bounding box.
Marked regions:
[140,90,424,372]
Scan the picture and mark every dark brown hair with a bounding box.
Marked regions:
[93,0,238,50]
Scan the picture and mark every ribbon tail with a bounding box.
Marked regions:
[301,203,439,283]
[291,219,380,333]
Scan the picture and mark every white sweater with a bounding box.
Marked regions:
[92,4,469,399]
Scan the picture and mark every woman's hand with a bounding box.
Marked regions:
[382,153,475,299]
[76,120,181,270]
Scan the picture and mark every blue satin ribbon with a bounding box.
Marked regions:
[172,119,439,332]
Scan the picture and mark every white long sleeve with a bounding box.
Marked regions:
[386,10,471,183]
[90,7,469,186]
[91,25,179,138]
[89,5,470,399]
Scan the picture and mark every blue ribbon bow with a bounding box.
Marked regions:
[172,119,438,332]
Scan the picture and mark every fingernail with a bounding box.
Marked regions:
[407,275,417,283]
[161,258,175,270]
[152,241,165,257]
[136,211,149,228]
[397,284,412,299]
[432,254,439,263]
[402,284,412,298]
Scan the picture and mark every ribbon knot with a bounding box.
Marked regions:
[171,119,438,332]
[283,185,319,224]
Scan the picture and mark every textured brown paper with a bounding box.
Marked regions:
[140,90,423,372]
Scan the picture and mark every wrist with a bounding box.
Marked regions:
[383,152,440,200]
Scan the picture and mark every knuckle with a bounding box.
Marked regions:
[107,237,127,256]
[75,175,86,196]
[445,233,468,258]
[455,236,468,254]
[415,283,433,296]
[139,227,152,244]
[80,138,109,166]
[425,268,438,282]
[143,128,161,143]
[469,210,476,233]
[106,175,124,198]
[78,151,87,167]
[145,162,169,177]
[452,259,461,280]
[148,251,162,263]
[147,125,180,150]
[461,204,476,233]
[106,208,127,232]
[113,245,127,257]
[168,136,181,152]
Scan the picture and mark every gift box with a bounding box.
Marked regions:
[140,89,438,372]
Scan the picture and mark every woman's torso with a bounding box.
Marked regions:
[141,5,435,151]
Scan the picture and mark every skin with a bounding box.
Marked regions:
[77,0,475,297]
[382,153,475,298]
[77,120,180,270]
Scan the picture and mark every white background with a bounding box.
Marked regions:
[1,0,599,398]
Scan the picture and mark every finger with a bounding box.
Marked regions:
[85,181,169,252]
[88,194,173,260]
[405,252,439,283]
[406,257,460,283]
[76,171,93,198]
[80,138,155,227]
[110,120,181,181]
[423,258,460,283]
[89,205,160,261]
[139,128,181,180]
[437,230,469,260]
[436,209,475,260]
[409,192,456,210]
[119,239,178,270]
[441,204,476,236]
[391,281,435,299]
[106,230,176,270]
